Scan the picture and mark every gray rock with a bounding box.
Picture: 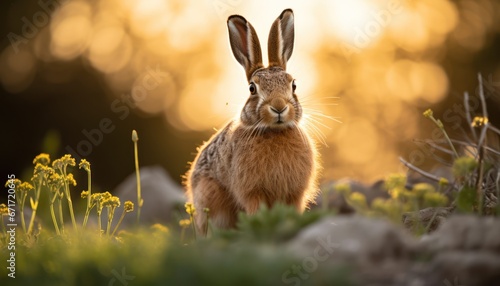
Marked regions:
[285,215,500,286]
[110,165,186,229]
[420,215,500,253]
[426,251,500,285]
[287,216,416,263]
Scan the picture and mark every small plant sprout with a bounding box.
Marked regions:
[347,192,368,213]
[423,109,459,158]
[185,202,196,239]
[384,173,407,190]
[151,223,169,236]
[79,159,92,228]
[132,130,143,224]
[453,157,480,212]
[423,192,448,207]
[438,177,449,193]
[452,157,478,183]
[52,154,78,232]
[371,197,401,222]
[111,201,134,236]
[333,182,352,197]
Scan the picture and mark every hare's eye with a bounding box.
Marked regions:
[292,80,297,92]
[249,82,257,95]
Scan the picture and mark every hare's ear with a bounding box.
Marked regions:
[227,15,263,81]
[268,9,294,70]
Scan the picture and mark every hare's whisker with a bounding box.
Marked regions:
[304,116,332,130]
[303,110,342,124]
[302,117,328,146]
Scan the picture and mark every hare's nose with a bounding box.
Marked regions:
[269,98,288,114]
[270,106,288,114]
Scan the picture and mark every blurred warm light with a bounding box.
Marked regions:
[88,26,133,73]
[2,0,499,182]
[33,29,56,63]
[452,0,492,52]
[134,71,177,115]
[50,1,92,60]
[386,60,448,104]
[336,119,378,164]
[176,79,228,131]
[410,62,448,104]
[420,0,458,35]
[89,26,124,56]
[50,15,92,60]
[166,6,214,51]
[126,0,171,38]
[389,0,458,51]
[390,9,429,52]
[211,68,247,120]
[0,47,36,93]
[324,0,376,43]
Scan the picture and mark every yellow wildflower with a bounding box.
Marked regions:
[185,202,196,215]
[33,153,51,166]
[423,109,433,118]
[79,159,91,172]
[179,219,191,228]
[124,201,134,212]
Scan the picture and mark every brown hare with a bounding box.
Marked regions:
[185,9,320,234]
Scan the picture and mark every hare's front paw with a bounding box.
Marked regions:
[192,177,239,232]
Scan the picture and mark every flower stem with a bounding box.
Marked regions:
[0,215,6,239]
[111,208,127,236]
[430,117,458,158]
[57,197,65,234]
[61,167,78,232]
[190,213,197,240]
[97,209,102,236]
[83,169,92,229]
[180,227,186,244]
[83,207,92,229]
[132,130,142,224]
[106,207,115,236]
[49,191,60,235]
[18,192,27,233]
[27,177,42,235]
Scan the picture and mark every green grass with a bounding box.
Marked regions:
[0,149,349,285]
[0,204,352,285]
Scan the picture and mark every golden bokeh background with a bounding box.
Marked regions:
[2,0,500,188]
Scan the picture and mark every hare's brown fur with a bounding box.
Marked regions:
[184,9,320,233]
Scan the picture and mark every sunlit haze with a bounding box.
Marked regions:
[2,0,498,182]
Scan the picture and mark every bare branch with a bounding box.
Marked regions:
[399,157,446,183]
[464,92,477,141]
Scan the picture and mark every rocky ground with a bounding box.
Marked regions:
[287,215,500,286]
[112,167,500,286]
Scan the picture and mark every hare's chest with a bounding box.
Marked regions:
[231,129,314,192]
